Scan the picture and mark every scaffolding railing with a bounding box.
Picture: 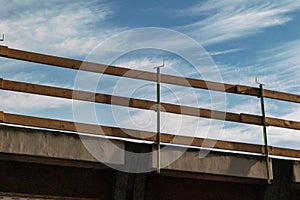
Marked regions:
[0,45,300,160]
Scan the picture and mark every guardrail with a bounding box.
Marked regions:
[0,45,300,159]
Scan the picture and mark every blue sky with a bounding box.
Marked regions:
[1,0,300,149]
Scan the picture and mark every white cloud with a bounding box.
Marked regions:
[114,56,201,78]
[217,63,260,86]
[82,27,225,84]
[209,48,244,56]
[281,106,300,122]
[0,0,122,57]
[258,39,300,92]
[228,97,261,115]
[0,91,72,111]
[220,123,263,145]
[268,126,300,150]
[177,0,300,45]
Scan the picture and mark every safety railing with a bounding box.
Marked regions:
[0,45,300,160]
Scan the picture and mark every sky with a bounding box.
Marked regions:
[1,0,300,150]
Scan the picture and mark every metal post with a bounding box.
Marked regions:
[256,78,271,184]
[154,61,164,173]
[0,34,4,41]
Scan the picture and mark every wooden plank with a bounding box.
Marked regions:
[0,112,261,155]
[236,85,260,96]
[266,117,300,130]
[0,45,8,57]
[2,79,300,131]
[264,89,300,104]
[1,45,300,103]
[269,146,300,159]
[240,113,300,131]
[240,113,262,126]
[2,111,300,159]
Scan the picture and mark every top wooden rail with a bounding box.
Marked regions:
[0,45,300,103]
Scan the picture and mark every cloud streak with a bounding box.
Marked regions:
[0,0,122,57]
[209,48,244,56]
[177,0,300,45]
[1,0,300,151]
[0,91,72,111]
[258,39,300,92]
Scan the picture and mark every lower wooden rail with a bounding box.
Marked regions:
[1,111,300,159]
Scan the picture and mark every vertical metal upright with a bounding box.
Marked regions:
[0,34,4,41]
[154,61,164,173]
[257,78,271,184]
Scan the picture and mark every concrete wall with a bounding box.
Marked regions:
[1,125,300,199]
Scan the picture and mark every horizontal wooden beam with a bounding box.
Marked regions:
[1,79,300,130]
[1,111,300,159]
[1,45,300,103]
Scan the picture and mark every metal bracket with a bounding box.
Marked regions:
[255,77,265,88]
[256,77,271,184]
[154,60,164,173]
